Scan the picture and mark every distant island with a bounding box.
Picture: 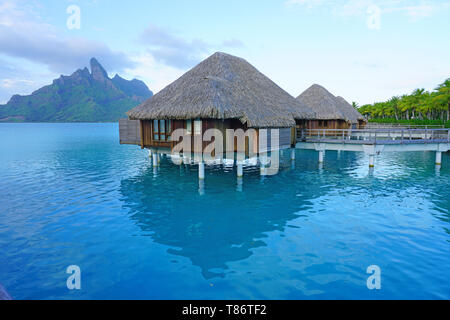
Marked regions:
[0,58,153,123]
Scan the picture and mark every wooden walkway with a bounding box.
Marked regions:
[298,128,450,145]
[296,128,450,168]
[365,123,445,130]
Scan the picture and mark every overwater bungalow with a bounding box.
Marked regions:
[335,96,367,129]
[120,52,315,158]
[296,84,366,131]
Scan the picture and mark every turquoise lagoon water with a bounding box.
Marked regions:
[0,123,449,300]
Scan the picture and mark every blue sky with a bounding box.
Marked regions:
[0,0,449,105]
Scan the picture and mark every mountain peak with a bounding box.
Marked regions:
[90,57,108,82]
[0,58,153,122]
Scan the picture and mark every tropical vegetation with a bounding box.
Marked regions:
[357,79,450,126]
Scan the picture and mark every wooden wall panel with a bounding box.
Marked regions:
[279,128,291,148]
[119,119,141,145]
[126,118,297,154]
[141,120,152,147]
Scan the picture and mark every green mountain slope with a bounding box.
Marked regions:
[0,58,153,122]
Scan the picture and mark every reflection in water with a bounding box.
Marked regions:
[318,162,324,173]
[120,161,316,279]
[119,149,450,284]
[435,164,441,176]
[236,177,243,192]
[198,179,205,196]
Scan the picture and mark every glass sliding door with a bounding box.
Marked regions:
[153,120,159,140]
[194,119,202,135]
[160,120,166,141]
[186,120,192,135]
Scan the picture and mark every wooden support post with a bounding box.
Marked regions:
[436,151,442,166]
[318,150,325,163]
[369,154,375,168]
[198,161,205,180]
[237,162,243,178]
[260,153,268,176]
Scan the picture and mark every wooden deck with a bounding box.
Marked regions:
[119,119,141,145]
[296,128,449,168]
[365,123,445,130]
[298,128,450,145]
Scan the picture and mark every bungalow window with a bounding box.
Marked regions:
[153,120,159,140]
[186,120,192,135]
[167,121,172,141]
[160,120,166,141]
[319,120,328,128]
[194,119,202,135]
[152,119,172,141]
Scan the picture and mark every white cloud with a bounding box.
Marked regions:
[222,38,245,49]
[0,79,35,89]
[140,24,245,69]
[123,53,185,94]
[388,5,435,21]
[0,55,54,103]
[140,24,211,69]
[0,0,134,74]
[0,0,138,103]
[366,4,382,30]
[285,0,325,7]
[0,3,246,101]
[286,0,447,22]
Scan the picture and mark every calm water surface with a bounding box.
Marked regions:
[0,123,449,300]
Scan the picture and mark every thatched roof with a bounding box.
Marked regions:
[127,52,315,128]
[335,96,366,122]
[297,84,365,123]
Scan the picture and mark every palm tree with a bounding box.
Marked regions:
[388,96,400,120]
[357,79,449,122]
[435,79,450,121]
[410,88,425,119]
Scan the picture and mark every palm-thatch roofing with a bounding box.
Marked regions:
[335,96,366,122]
[127,52,316,128]
[297,84,365,123]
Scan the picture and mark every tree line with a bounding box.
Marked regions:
[357,79,450,122]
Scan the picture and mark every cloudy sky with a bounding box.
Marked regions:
[0,0,449,105]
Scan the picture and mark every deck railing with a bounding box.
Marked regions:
[365,123,445,129]
[298,128,450,145]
